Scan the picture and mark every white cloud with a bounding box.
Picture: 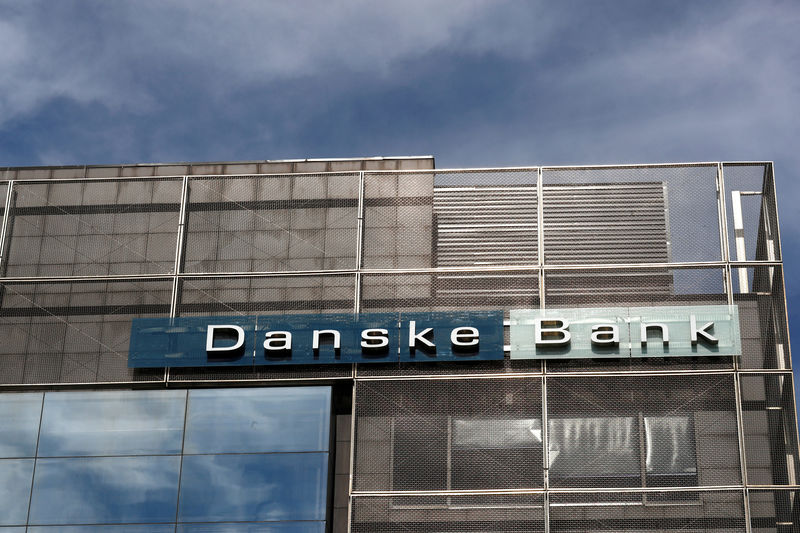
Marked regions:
[0,0,552,126]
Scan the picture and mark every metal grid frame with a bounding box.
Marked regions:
[0,162,794,533]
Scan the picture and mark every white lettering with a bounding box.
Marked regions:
[690,315,718,345]
[206,325,245,353]
[361,328,389,349]
[640,322,669,345]
[312,329,341,350]
[591,324,619,345]
[451,326,479,347]
[264,331,292,351]
[408,320,435,349]
[535,318,571,346]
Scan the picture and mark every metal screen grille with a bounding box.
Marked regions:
[4,180,182,276]
[361,270,538,313]
[363,172,434,269]
[740,373,800,486]
[723,163,780,263]
[549,490,746,532]
[546,374,741,488]
[351,494,545,533]
[543,165,721,263]
[749,489,800,532]
[183,174,359,273]
[176,274,356,316]
[353,378,543,492]
[0,280,171,384]
[734,265,791,369]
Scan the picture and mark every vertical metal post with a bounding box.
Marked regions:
[730,190,750,292]
[717,163,735,307]
[734,371,753,533]
[541,373,550,533]
[167,176,190,386]
[537,168,545,310]
[354,171,365,315]
[0,180,15,271]
[346,379,358,533]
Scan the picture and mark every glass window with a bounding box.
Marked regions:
[184,387,330,454]
[0,459,34,525]
[451,418,542,489]
[549,417,640,481]
[176,523,325,533]
[38,390,186,457]
[178,453,328,523]
[644,416,697,475]
[28,527,175,533]
[0,393,42,458]
[548,415,698,488]
[29,456,180,525]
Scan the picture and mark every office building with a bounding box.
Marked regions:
[0,157,796,532]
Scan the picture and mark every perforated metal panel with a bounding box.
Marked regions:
[361,270,538,313]
[0,280,171,384]
[749,489,800,532]
[183,174,359,273]
[351,494,545,533]
[4,180,182,276]
[734,265,791,369]
[353,378,543,492]
[177,274,356,316]
[542,165,721,263]
[740,373,800,486]
[546,374,741,488]
[549,490,746,532]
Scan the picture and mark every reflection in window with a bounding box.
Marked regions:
[452,418,542,489]
[29,456,181,525]
[548,415,697,488]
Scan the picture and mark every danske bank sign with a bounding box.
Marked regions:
[128,305,740,367]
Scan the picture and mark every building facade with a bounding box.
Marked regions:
[0,158,796,532]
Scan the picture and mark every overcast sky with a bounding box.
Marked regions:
[1,1,799,384]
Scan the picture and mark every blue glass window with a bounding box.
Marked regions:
[29,456,180,525]
[0,459,34,525]
[38,390,186,457]
[0,392,42,458]
[178,453,328,523]
[28,527,175,533]
[184,387,330,454]
[176,523,325,532]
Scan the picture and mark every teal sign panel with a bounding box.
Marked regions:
[509,305,740,360]
[129,311,504,368]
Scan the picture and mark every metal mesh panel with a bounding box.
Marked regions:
[723,163,780,262]
[4,180,182,276]
[549,490,746,532]
[544,267,732,372]
[351,494,545,533]
[362,172,434,269]
[749,489,800,533]
[0,280,170,384]
[546,374,740,488]
[177,274,356,316]
[361,270,538,313]
[542,165,721,263]
[733,266,791,369]
[183,174,359,273]
[353,378,543,491]
[740,373,800,485]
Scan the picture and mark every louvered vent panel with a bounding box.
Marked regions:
[433,183,670,267]
[543,182,670,264]
[433,186,538,267]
